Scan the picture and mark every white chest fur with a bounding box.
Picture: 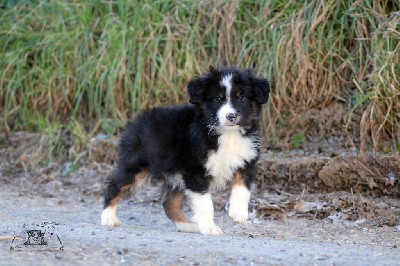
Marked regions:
[205,130,259,189]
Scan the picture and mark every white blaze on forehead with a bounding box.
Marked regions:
[220,74,233,98]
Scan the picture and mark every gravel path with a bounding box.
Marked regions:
[1,187,400,266]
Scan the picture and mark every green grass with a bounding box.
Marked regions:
[291,133,305,149]
[0,0,399,160]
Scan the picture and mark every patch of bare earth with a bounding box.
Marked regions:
[257,151,400,227]
[0,131,399,247]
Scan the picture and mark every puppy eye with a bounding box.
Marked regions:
[215,96,223,101]
[237,95,246,101]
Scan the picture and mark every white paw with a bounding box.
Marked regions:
[229,205,249,223]
[198,223,223,235]
[229,185,250,223]
[101,207,121,227]
[175,222,199,233]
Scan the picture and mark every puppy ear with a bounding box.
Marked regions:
[209,65,219,75]
[187,77,205,104]
[244,68,253,76]
[253,77,270,104]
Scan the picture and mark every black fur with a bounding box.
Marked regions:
[103,66,270,221]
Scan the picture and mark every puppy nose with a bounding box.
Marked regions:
[226,113,237,122]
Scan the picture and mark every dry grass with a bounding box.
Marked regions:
[0,0,399,161]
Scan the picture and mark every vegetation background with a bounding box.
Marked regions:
[1,0,399,162]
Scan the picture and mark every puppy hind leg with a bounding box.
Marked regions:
[101,168,148,227]
[163,189,198,233]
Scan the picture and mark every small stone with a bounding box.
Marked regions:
[354,219,366,225]
[61,162,73,177]
[225,256,234,262]
[253,218,262,224]
[327,212,342,221]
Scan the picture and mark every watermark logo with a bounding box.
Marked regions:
[24,230,47,245]
[10,222,63,252]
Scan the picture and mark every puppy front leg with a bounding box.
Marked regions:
[229,171,251,223]
[186,191,223,235]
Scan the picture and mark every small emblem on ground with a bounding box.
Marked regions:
[10,222,63,252]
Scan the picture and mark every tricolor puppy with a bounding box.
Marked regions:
[101,67,270,235]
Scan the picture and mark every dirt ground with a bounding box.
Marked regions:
[1,132,400,265]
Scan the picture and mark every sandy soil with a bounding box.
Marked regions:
[0,132,400,265]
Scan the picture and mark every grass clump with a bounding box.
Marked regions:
[0,0,399,161]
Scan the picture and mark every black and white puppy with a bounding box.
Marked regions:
[101,66,270,235]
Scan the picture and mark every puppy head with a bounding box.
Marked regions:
[187,66,270,133]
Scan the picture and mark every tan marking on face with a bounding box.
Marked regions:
[165,190,189,223]
[109,169,149,207]
[235,90,241,99]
